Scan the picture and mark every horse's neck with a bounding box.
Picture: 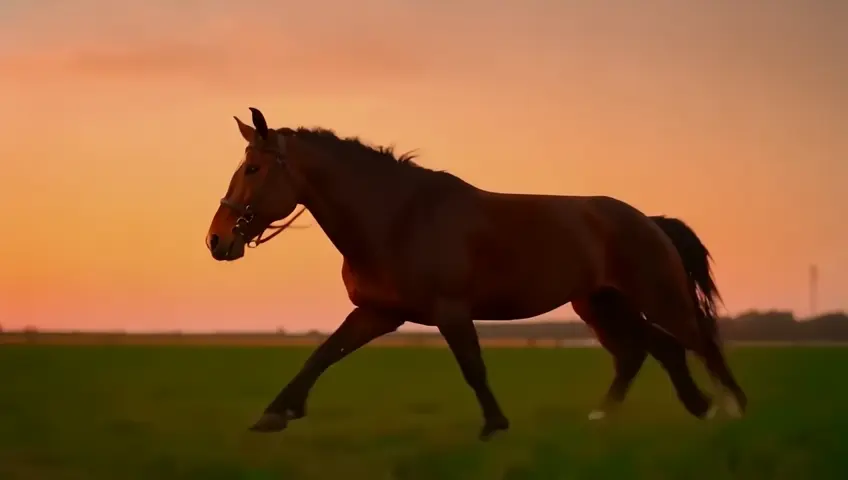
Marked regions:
[300,163,416,270]
[303,188,373,269]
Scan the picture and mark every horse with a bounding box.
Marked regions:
[205,107,746,440]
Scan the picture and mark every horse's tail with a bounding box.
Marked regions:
[651,215,723,344]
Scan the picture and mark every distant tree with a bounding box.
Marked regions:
[22,325,38,344]
[390,309,848,344]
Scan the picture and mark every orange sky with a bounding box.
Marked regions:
[1,0,846,332]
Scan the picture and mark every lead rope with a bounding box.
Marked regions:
[247,206,309,248]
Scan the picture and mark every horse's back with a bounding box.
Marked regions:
[464,192,613,319]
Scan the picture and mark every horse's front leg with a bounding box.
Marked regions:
[249,307,404,432]
[434,300,509,441]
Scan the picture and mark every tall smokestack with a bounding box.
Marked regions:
[809,264,818,317]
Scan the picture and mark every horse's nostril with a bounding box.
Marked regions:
[208,234,220,251]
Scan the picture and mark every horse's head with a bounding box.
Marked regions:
[206,108,303,261]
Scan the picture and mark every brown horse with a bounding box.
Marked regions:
[205,108,746,440]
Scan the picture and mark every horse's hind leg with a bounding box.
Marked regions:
[574,291,647,419]
[576,289,713,419]
[645,325,714,419]
[699,336,748,417]
[631,278,747,417]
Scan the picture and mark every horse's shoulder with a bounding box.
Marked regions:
[386,175,481,245]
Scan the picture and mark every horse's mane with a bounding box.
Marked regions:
[287,127,427,173]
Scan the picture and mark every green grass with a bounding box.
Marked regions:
[2,345,848,479]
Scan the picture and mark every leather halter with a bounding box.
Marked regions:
[219,148,306,248]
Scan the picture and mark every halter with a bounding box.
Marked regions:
[219,148,307,249]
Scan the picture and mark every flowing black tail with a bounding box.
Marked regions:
[651,215,723,344]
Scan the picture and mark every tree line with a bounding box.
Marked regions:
[3,310,847,344]
[382,310,848,343]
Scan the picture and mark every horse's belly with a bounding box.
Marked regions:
[468,240,597,320]
[472,295,571,320]
[470,270,582,320]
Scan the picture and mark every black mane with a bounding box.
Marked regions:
[288,127,426,171]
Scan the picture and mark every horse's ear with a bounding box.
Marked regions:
[249,107,269,140]
[234,116,255,143]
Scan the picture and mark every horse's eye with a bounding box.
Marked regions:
[245,165,260,175]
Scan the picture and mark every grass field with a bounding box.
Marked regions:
[2,345,847,479]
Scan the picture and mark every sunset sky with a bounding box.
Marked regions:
[1,0,846,332]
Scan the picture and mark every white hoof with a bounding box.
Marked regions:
[705,403,719,419]
[588,410,606,421]
[723,395,743,418]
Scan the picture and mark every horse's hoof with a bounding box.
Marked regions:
[684,394,713,420]
[248,413,289,433]
[285,406,306,421]
[588,410,606,421]
[704,403,719,420]
[479,417,510,441]
[723,394,743,418]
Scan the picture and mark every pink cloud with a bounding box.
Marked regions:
[0,3,480,95]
